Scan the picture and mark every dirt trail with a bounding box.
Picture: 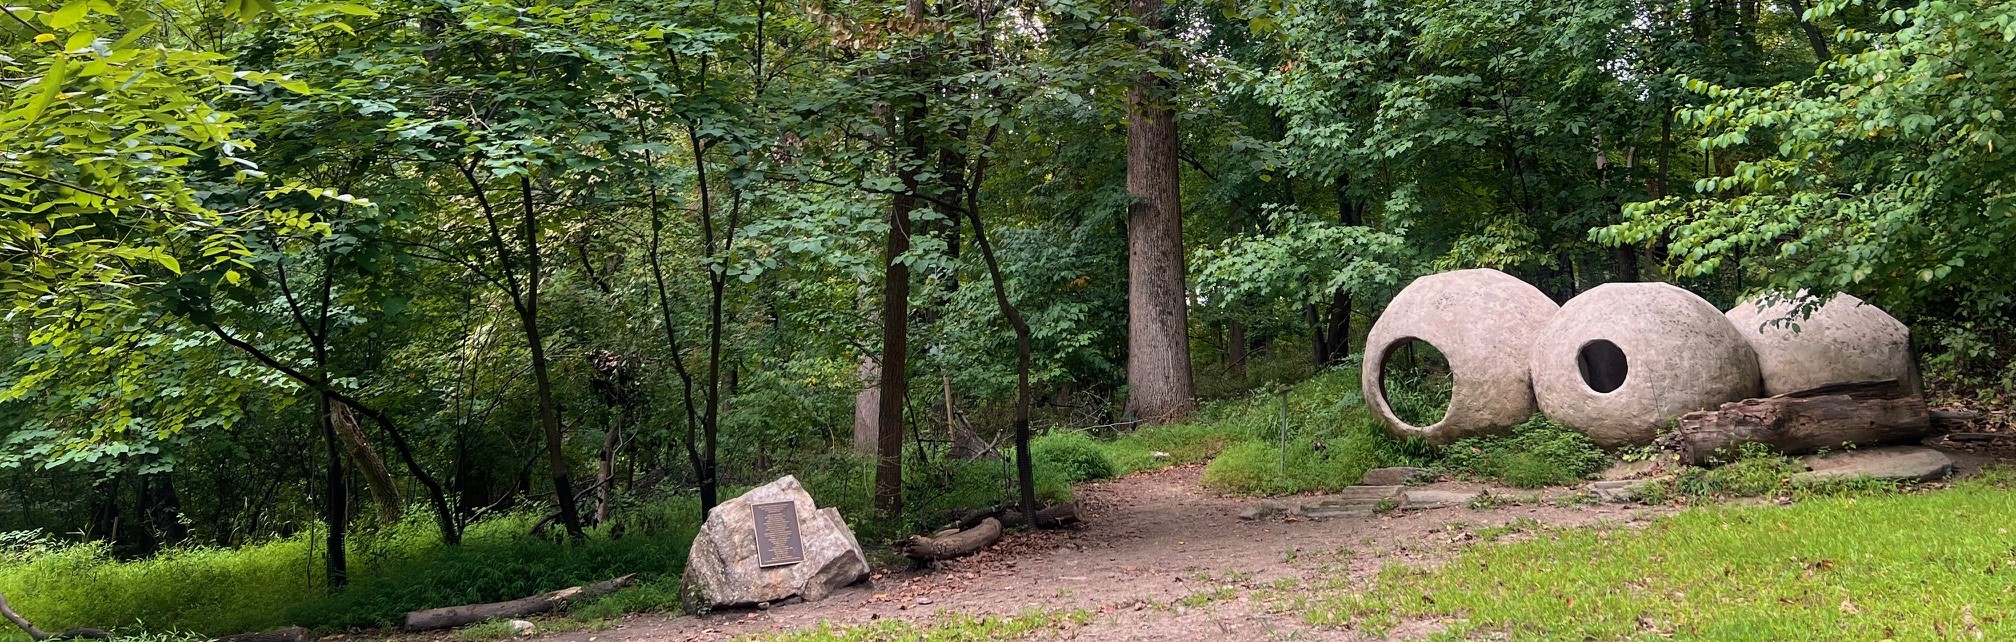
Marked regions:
[532,466,1668,641]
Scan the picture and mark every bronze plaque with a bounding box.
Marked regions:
[752,501,805,567]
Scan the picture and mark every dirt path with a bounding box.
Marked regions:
[539,466,1670,641]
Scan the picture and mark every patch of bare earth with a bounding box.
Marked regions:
[528,466,1670,641]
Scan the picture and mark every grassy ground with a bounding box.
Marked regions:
[1304,468,2016,640]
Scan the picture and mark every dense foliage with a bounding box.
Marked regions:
[1,0,2011,635]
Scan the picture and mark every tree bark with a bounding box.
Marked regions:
[1227,319,1248,382]
[874,131,918,519]
[1123,0,1196,424]
[852,357,880,454]
[319,396,348,588]
[1785,0,1831,61]
[1671,381,1933,465]
[516,176,587,541]
[330,403,402,524]
[401,575,635,631]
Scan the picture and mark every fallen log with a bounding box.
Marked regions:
[403,574,635,631]
[219,627,315,642]
[1671,380,1932,465]
[0,593,108,640]
[895,518,1002,561]
[1001,502,1081,528]
[1930,409,1983,430]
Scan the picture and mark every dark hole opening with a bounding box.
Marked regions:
[1381,338,1453,428]
[1577,339,1629,393]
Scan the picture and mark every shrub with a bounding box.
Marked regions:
[1436,415,1607,488]
[1202,416,1423,495]
[1031,431,1118,483]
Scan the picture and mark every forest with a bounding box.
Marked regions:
[1,0,2013,637]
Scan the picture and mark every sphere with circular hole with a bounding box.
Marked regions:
[1529,282,1762,448]
[1727,291,1920,397]
[1362,269,1561,445]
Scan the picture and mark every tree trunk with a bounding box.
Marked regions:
[515,176,586,541]
[329,403,401,524]
[318,396,348,588]
[1784,0,1831,60]
[137,469,188,546]
[401,575,635,631]
[874,140,917,519]
[1227,319,1248,382]
[594,409,622,525]
[1123,0,1196,424]
[1671,381,1933,465]
[852,357,880,454]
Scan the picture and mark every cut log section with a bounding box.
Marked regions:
[895,517,1002,561]
[403,574,635,631]
[1671,380,1933,465]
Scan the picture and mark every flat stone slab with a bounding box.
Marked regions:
[1362,467,1432,486]
[1793,446,1953,484]
[1401,489,1480,509]
[1587,480,1649,503]
[1301,507,1373,519]
[1335,485,1403,500]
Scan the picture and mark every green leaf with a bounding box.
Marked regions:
[45,0,87,29]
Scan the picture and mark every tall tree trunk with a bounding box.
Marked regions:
[319,396,348,589]
[515,176,586,541]
[874,114,921,519]
[594,409,622,525]
[1123,0,1196,424]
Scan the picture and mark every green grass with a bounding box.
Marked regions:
[1308,468,2016,640]
[1435,415,1608,489]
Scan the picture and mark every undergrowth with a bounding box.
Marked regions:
[1435,415,1608,488]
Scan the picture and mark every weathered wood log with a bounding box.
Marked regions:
[219,627,315,642]
[402,574,635,631]
[1001,502,1081,528]
[1930,410,1984,430]
[1672,381,1931,465]
[895,518,1002,561]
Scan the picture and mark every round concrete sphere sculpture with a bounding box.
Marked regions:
[1362,269,1561,445]
[1727,292,1920,397]
[1529,282,1762,448]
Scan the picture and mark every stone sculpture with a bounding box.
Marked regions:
[1361,268,1561,444]
[1528,282,1761,448]
[1726,291,1920,396]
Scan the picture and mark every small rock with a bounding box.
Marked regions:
[1401,489,1479,509]
[1151,451,1172,460]
[1793,446,1954,484]
[1362,467,1432,486]
[1586,480,1640,503]
[756,601,771,610]
[507,620,534,635]
[1238,500,1289,521]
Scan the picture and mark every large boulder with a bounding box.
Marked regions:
[1362,269,1561,444]
[1726,292,1921,397]
[681,476,868,611]
[1530,282,1762,448]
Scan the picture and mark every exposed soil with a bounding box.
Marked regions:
[531,466,1673,641]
